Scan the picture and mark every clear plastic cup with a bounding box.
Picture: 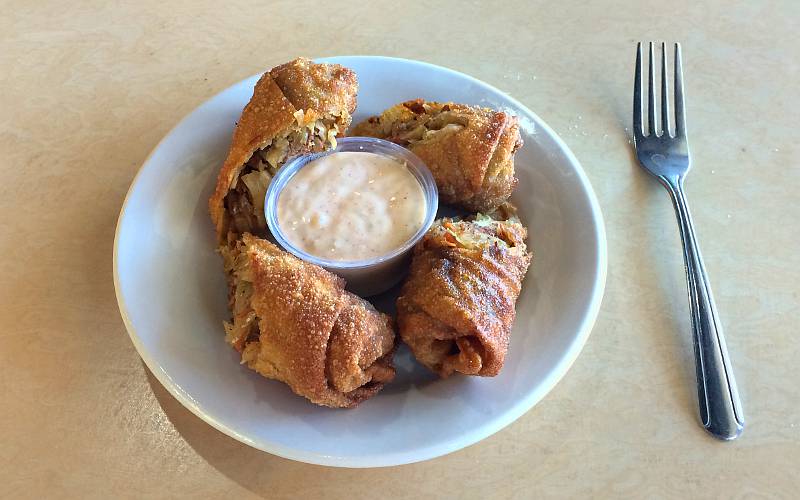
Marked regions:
[265,137,438,296]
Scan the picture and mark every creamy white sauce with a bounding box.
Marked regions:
[277,151,426,262]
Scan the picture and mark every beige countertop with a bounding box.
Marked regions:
[2,1,798,498]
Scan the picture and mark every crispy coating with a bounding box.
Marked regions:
[229,234,396,408]
[396,205,531,377]
[327,294,397,394]
[207,58,395,407]
[351,99,522,212]
[269,58,358,117]
[209,58,357,245]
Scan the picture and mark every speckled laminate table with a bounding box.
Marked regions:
[1,1,798,498]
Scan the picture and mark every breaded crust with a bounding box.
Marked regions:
[269,58,358,118]
[238,234,395,408]
[208,75,296,240]
[208,58,357,243]
[327,293,396,395]
[396,209,531,377]
[351,99,522,212]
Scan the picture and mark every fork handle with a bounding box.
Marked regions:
[663,177,744,440]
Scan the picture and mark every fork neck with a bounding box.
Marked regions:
[659,173,685,193]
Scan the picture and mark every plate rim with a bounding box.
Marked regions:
[113,55,608,468]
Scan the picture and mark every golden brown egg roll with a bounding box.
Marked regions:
[351,99,522,212]
[396,205,531,377]
[222,234,396,408]
[209,58,358,246]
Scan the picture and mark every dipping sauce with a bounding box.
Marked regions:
[276,151,427,262]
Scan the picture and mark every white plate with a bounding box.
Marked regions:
[114,56,607,467]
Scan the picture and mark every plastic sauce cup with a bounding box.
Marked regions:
[265,137,438,296]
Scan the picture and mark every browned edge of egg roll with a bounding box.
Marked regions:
[223,234,396,408]
[209,57,358,247]
[396,204,531,377]
[351,99,522,212]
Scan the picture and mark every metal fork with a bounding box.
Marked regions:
[633,42,744,440]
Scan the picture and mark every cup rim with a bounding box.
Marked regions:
[264,136,439,270]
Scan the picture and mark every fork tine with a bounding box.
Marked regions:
[648,42,656,136]
[633,42,643,138]
[674,43,686,137]
[661,42,670,137]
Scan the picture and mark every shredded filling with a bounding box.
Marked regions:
[436,212,524,253]
[220,242,260,352]
[370,102,468,146]
[223,116,340,238]
[418,209,527,373]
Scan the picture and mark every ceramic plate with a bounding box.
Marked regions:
[113,56,607,467]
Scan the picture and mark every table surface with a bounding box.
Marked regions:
[2,1,798,498]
